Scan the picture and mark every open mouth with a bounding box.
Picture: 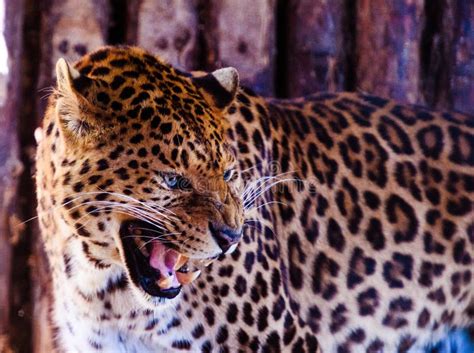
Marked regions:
[119,220,214,299]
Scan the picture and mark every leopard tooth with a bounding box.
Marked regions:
[197,259,214,267]
[34,127,43,144]
[141,245,149,257]
[173,254,189,271]
[225,243,238,255]
[158,276,174,289]
[176,270,201,285]
[135,238,149,257]
[204,259,214,267]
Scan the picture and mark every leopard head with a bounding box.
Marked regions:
[49,47,244,306]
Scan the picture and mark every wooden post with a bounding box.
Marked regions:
[36,0,110,116]
[285,0,347,97]
[0,1,24,352]
[127,0,200,70]
[356,0,424,103]
[450,0,474,115]
[419,0,454,111]
[203,0,276,96]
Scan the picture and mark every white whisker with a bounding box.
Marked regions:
[253,200,288,210]
[243,177,300,210]
[139,233,182,250]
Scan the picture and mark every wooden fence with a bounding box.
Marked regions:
[0,0,472,351]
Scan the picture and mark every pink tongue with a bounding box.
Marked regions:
[149,241,179,276]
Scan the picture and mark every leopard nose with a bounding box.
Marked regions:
[209,222,242,253]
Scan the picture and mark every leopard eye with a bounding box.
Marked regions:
[163,173,191,191]
[223,169,235,182]
[164,174,178,188]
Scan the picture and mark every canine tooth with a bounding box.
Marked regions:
[225,243,238,255]
[176,270,201,285]
[34,127,43,143]
[158,276,174,289]
[173,254,189,271]
[204,260,214,267]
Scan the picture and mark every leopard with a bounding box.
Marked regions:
[35,45,473,353]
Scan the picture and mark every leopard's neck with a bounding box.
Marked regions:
[48,232,182,352]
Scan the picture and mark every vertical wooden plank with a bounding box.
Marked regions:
[36,0,110,116]
[0,0,24,352]
[32,2,110,351]
[451,0,474,115]
[128,0,275,94]
[356,0,424,103]
[419,0,454,111]
[286,0,346,97]
[10,1,41,350]
[128,0,200,70]
[206,0,276,95]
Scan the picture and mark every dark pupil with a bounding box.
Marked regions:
[180,178,190,189]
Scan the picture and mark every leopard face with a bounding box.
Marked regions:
[42,46,244,306]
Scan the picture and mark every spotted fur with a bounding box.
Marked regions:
[36,46,473,353]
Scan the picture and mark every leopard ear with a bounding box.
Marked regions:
[55,58,98,138]
[192,67,239,110]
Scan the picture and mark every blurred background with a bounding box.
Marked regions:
[0,0,472,352]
